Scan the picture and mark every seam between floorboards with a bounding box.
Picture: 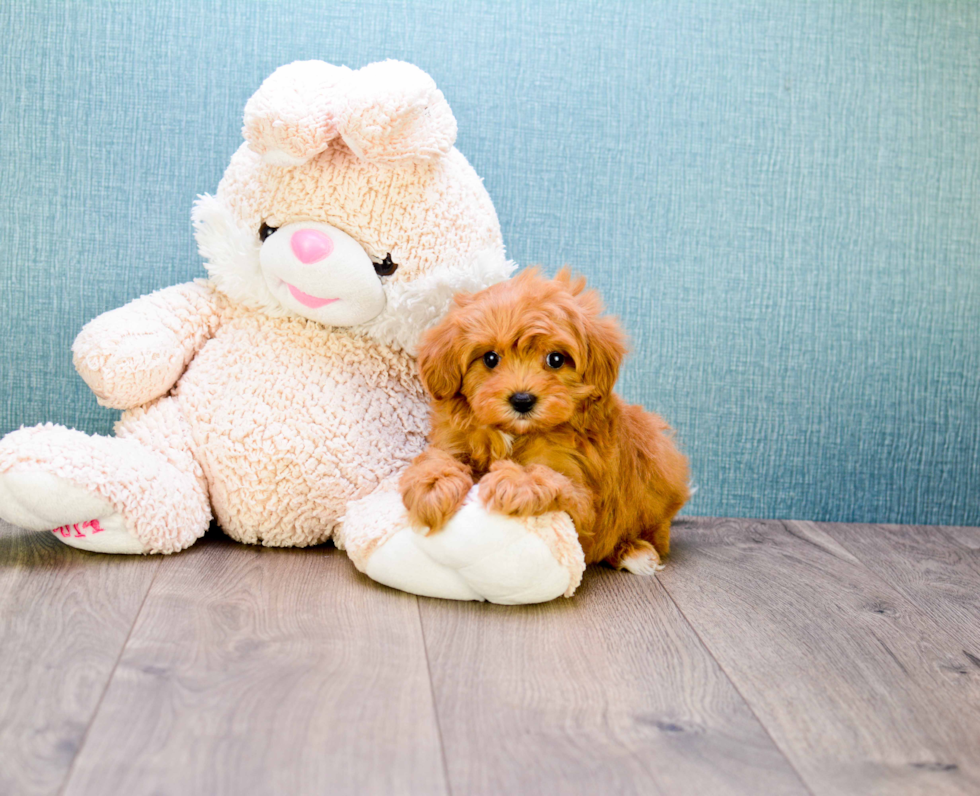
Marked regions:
[56,556,164,796]
[416,598,454,796]
[654,574,817,796]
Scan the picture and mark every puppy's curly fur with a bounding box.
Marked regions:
[400,268,690,573]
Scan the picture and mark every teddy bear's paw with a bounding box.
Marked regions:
[0,468,146,554]
[0,421,210,554]
[342,487,586,604]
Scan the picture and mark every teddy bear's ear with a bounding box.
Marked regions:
[242,60,352,166]
[338,60,457,165]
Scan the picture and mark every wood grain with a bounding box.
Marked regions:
[60,537,447,796]
[0,520,160,796]
[658,517,980,796]
[8,512,980,796]
[418,565,809,796]
[937,525,980,552]
[808,521,980,656]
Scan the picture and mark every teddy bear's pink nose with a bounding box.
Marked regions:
[290,229,334,263]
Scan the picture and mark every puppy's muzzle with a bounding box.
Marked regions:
[509,392,538,414]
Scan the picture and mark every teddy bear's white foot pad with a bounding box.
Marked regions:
[0,469,145,554]
[340,486,586,605]
[0,422,211,554]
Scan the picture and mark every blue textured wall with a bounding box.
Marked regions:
[1,0,978,525]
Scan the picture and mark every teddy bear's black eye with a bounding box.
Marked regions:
[258,222,278,242]
[483,351,500,369]
[546,352,565,369]
[374,253,398,277]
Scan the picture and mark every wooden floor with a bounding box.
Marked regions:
[1,517,979,796]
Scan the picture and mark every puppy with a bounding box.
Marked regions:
[400,268,690,574]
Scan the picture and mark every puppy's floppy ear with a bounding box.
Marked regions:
[417,309,470,401]
[581,297,628,399]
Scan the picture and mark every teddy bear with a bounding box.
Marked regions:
[0,59,585,604]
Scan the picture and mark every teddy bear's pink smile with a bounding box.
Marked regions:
[285,282,340,309]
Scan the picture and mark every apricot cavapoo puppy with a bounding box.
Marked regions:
[400,268,690,574]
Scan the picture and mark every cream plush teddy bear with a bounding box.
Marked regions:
[0,60,585,604]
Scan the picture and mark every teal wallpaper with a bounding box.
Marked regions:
[1,0,978,524]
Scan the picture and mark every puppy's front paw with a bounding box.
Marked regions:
[608,539,665,575]
[400,456,473,534]
[479,461,563,517]
[403,476,473,534]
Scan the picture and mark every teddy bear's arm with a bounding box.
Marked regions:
[72,280,225,410]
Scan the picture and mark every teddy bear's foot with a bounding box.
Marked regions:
[0,468,144,553]
[0,419,211,554]
[339,485,586,605]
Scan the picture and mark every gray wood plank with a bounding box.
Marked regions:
[938,525,980,552]
[658,517,980,796]
[0,520,160,796]
[61,536,447,796]
[938,526,980,585]
[419,565,810,796]
[803,521,980,657]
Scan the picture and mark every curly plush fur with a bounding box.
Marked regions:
[400,268,691,572]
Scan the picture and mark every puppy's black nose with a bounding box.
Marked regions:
[509,392,537,414]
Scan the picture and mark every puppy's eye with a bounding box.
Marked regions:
[483,351,500,369]
[546,352,566,369]
[374,253,398,277]
[258,222,278,242]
